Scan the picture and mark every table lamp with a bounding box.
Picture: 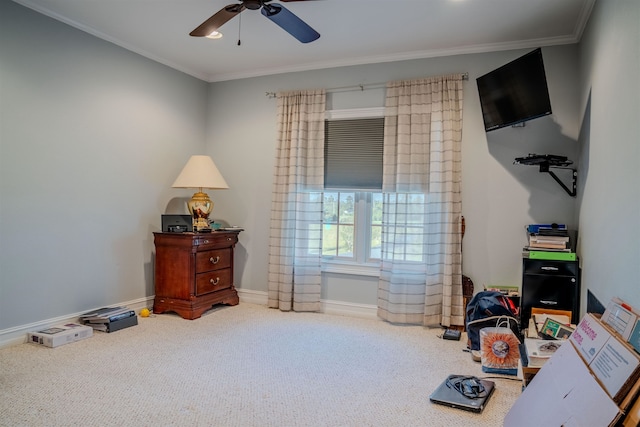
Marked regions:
[172,155,229,231]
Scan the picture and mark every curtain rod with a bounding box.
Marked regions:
[265,72,468,98]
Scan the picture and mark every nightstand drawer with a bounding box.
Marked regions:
[196,268,231,295]
[195,233,238,250]
[195,248,231,273]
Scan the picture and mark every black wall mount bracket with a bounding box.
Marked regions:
[538,164,577,197]
[514,154,577,197]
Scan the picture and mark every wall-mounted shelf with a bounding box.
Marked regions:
[514,154,577,197]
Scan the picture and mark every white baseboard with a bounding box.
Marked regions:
[0,297,154,349]
[321,299,379,320]
[237,288,378,320]
[237,288,269,305]
[1,291,379,349]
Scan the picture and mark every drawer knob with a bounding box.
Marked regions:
[540,300,558,305]
[210,277,220,285]
[541,266,559,271]
[209,256,220,264]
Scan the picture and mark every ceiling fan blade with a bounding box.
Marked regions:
[261,4,320,43]
[190,4,245,37]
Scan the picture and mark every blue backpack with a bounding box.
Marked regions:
[465,291,520,351]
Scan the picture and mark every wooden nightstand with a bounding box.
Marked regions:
[153,231,240,319]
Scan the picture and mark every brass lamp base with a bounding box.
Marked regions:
[187,191,213,231]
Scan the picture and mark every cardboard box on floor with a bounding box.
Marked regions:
[505,313,640,427]
[27,323,93,348]
[570,313,640,404]
[505,341,621,426]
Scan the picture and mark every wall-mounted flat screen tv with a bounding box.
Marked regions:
[477,48,552,132]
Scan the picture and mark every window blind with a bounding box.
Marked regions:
[324,118,383,190]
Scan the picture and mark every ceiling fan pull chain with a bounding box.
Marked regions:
[237,10,242,46]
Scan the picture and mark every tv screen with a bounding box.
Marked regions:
[477,48,552,132]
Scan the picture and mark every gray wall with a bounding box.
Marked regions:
[575,0,640,309]
[206,46,581,306]
[0,1,208,329]
[1,0,638,335]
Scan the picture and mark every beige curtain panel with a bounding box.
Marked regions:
[377,74,465,327]
[267,89,326,312]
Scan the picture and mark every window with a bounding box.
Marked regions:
[380,193,428,263]
[322,191,382,262]
[322,108,384,271]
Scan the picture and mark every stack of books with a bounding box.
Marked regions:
[79,306,138,332]
[528,233,570,251]
[523,224,576,261]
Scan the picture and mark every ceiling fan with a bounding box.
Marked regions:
[190,0,320,43]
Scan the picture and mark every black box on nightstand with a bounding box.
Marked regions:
[161,214,192,232]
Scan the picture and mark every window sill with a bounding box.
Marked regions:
[321,260,380,277]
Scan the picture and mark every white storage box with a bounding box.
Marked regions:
[27,323,93,348]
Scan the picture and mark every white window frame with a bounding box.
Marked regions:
[322,107,384,276]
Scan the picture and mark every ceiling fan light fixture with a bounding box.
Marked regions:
[206,31,223,39]
[244,0,262,10]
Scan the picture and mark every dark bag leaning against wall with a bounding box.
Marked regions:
[465,291,520,351]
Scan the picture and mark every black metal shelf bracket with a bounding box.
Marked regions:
[514,154,577,197]
[539,163,577,197]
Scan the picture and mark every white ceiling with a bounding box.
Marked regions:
[13,0,595,82]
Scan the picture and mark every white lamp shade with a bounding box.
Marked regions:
[171,155,229,189]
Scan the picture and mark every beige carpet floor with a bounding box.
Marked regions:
[0,303,521,426]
